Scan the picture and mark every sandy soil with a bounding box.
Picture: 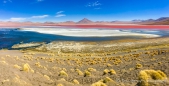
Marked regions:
[1,38,169,86]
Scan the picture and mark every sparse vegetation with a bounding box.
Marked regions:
[59,70,68,77]
[57,84,64,86]
[102,77,114,83]
[73,79,80,84]
[103,69,109,75]
[84,70,91,77]
[91,81,107,86]
[88,68,97,72]
[1,38,169,86]
[44,75,50,80]
[14,64,21,69]
[138,70,167,86]
[109,69,116,75]
[22,63,34,73]
[75,69,84,76]
[136,63,143,69]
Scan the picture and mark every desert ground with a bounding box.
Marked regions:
[0,37,169,86]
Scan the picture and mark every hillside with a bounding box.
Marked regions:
[77,18,93,24]
[141,17,169,25]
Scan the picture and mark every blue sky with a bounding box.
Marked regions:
[0,0,169,22]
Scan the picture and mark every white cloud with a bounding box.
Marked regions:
[3,0,12,4]
[31,15,49,18]
[37,0,44,2]
[2,14,49,22]
[86,1,101,7]
[55,14,66,17]
[55,11,66,18]
[57,11,64,14]
[9,18,27,21]
[94,7,101,10]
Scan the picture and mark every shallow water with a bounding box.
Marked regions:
[0,28,168,49]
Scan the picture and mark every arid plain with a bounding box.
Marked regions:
[1,37,169,86]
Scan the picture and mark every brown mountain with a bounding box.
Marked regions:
[138,17,169,25]
[155,17,169,21]
[77,18,93,24]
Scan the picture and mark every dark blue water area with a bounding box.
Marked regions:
[0,28,169,49]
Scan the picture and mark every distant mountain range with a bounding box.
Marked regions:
[76,17,169,25]
[0,17,169,26]
[77,18,93,24]
[136,17,169,25]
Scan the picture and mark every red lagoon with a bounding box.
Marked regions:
[54,25,169,30]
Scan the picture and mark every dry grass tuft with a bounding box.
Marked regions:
[107,63,112,67]
[73,79,80,84]
[14,64,21,69]
[84,70,91,77]
[136,63,143,69]
[138,70,167,86]
[102,77,114,83]
[59,70,68,77]
[109,69,116,75]
[59,78,66,81]
[57,83,64,86]
[2,79,10,84]
[103,69,109,75]
[22,63,34,73]
[75,69,84,76]
[0,61,8,65]
[44,75,50,80]
[35,62,42,67]
[91,81,107,86]
[88,68,97,72]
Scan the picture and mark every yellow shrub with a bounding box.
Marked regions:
[59,70,68,77]
[138,70,167,86]
[107,63,112,67]
[22,63,30,72]
[73,79,79,84]
[57,84,64,86]
[103,69,109,75]
[22,63,34,73]
[136,63,143,69]
[44,75,50,80]
[102,77,113,83]
[35,62,42,67]
[109,69,116,75]
[75,69,84,76]
[59,78,66,81]
[91,81,107,86]
[84,70,91,77]
[14,64,21,69]
[88,68,97,72]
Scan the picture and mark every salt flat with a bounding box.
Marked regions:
[20,28,160,38]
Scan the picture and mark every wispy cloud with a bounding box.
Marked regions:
[55,14,66,17]
[3,0,12,4]
[37,0,44,2]
[31,15,49,18]
[55,11,66,17]
[31,0,44,4]
[57,11,64,14]
[9,17,27,21]
[94,7,101,10]
[86,1,102,7]
[3,14,49,22]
